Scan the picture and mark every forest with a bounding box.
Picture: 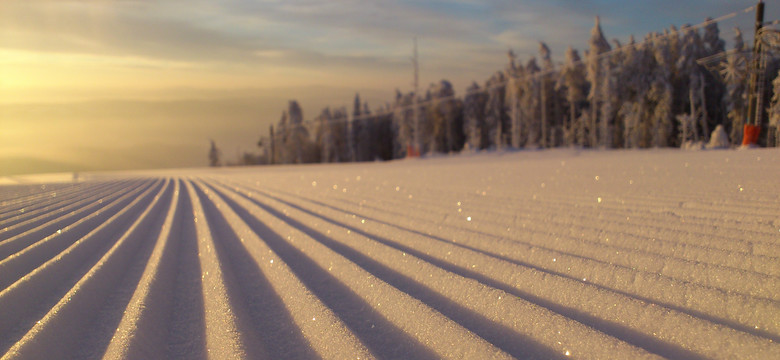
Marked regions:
[223,17,780,166]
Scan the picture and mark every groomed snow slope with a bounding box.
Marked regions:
[1,149,778,359]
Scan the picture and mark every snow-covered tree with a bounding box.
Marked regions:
[485,72,508,149]
[539,42,556,147]
[676,113,697,147]
[619,101,642,148]
[355,100,377,162]
[701,18,728,135]
[273,110,289,164]
[317,107,336,162]
[332,107,350,161]
[722,28,748,144]
[284,100,311,164]
[769,70,780,147]
[677,25,709,142]
[428,80,463,153]
[349,93,361,162]
[393,90,416,157]
[652,33,675,147]
[523,57,542,147]
[556,46,587,147]
[463,82,488,150]
[600,58,617,148]
[615,35,652,148]
[208,140,220,167]
[702,17,726,56]
[505,50,524,148]
[586,16,612,147]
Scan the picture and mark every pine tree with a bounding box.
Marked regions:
[332,107,350,161]
[485,72,507,149]
[600,58,617,148]
[504,50,523,148]
[677,25,708,142]
[586,16,612,147]
[355,99,376,162]
[351,93,362,161]
[274,110,289,163]
[523,57,542,147]
[556,46,587,147]
[317,107,336,162]
[652,33,675,147]
[208,140,220,167]
[286,100,310,164]
[619,102,642,148]
[769,70,780,147]
[393,90,415,157]
[702,17,726,56]
[701,18,727,136]
[463,82,488,150]
[615,35,651,148]
[428,80,461,153]
[722,28,748,145]
[539,42,555,147]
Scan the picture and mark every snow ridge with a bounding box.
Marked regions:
[0,149,778,359]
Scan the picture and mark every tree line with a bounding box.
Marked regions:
[213,16,780,167]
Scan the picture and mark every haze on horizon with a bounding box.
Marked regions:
[0,0,773,176]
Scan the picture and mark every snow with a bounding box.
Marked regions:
[1,148,779,359]
[706,125,730,149]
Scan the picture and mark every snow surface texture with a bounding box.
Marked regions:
[0,149,778,359]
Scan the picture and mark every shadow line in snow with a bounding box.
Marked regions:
[0,180,143,244]
[225,184,565,360]
[166,184,208,360]
[0,181,121,234]
[0,180,164,355]
[73,180,178,359]
[277,188,780,343]
[0,181,154,290]
[259,188,709,360]
[191,183,318,359]
[206,183,441,360]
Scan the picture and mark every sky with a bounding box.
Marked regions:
[1,0,777,175]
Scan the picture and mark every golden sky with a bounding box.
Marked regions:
[0,0,767,175]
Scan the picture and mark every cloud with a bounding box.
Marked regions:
[0,0,772,97]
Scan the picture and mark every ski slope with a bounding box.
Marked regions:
[1,149,778,359]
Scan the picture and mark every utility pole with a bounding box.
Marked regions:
[745,0,765,145]
[412,36,421,156]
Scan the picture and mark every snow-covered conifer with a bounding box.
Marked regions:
[556,46,587,147]
[722,28,748,144]
[286,100,311,164]
[523,57,542,147]
[463,82,488,150]
[539,42,555,147]
[652,34,675,147]
[274,110,290,163]
[349,93,361,162]
[393,90,415,157]
[208,140,220,167]
[586,16,612,147]
[317,107,336,162]
[702,18,726,56]
[600,58,617,148]
[769,70,780,147]
[429,80,460,153]
[504,50,523,148]
[485,72,507,148]
[677,25,709,142]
